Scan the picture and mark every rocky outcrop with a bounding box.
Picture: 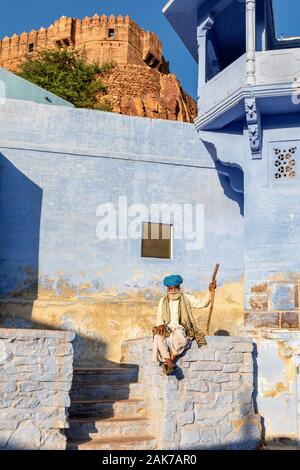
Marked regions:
[99,65,197,123]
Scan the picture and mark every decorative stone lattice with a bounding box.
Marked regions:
[274,146,296,179]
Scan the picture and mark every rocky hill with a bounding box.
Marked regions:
[99,64,197,122]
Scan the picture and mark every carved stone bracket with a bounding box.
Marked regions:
[245,97,262,159]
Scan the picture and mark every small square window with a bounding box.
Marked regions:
[141,222,172,259]
[108,28,115,38]
[28,43,34,53]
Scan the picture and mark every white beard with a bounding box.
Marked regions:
[168,292,181,301]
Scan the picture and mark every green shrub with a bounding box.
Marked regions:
[19,47,113,110]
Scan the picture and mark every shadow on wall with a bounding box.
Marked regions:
[0,153,42,303]
[0,152,119,368]
[0,313,122,367]
[252,342,266,442]
[201,140,244,217]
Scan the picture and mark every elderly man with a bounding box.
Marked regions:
[152,275,216,375]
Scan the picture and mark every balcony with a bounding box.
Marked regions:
[196,54,246,130]
[196,47,300,132]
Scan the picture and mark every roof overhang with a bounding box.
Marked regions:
[163,0,203,61]
[163,0,237,62]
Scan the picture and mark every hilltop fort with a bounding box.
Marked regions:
[0,14,197,122]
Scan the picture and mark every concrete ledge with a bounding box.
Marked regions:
[0,328,75,341]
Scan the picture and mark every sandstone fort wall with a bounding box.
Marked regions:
[0,14,166,72]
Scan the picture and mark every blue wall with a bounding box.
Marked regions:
[244,113,300,311]
[0,99,244,301]
[0,68,74,107]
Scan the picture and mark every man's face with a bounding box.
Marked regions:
[167,286,181,294]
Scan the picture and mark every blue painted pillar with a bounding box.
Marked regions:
[197,15,214,102]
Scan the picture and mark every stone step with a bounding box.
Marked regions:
[72,367,138,385]
[67,435,157,451]
[67,416,150,440]
[66,417,150,441]
[69,398,147,419]
[70,382,142,401]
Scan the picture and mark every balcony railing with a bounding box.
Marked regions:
[199,54,246,119]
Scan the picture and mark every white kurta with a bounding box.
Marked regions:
[156,291,211,329]
[152,291,211,363]
[152,325,190,363]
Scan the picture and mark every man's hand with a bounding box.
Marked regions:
[209,280,217,292]
[152,324,167,336]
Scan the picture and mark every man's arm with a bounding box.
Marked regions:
[185,281,216,309]
[185,291,211,309]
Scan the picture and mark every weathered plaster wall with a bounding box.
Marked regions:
[246,329,300,442]
[0,99,244,364]
[121,336,262,450]
[0,328,74,450]
[199,112,300,331]
[0,279,244,366]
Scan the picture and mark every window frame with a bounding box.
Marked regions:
[108,28,115,39]
[141,222,173,260]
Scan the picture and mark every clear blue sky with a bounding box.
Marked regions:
[0,0,299,99]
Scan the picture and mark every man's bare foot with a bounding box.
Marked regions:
[170,354,177,362]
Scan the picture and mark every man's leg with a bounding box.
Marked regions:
[168,326,191,360]
[154,334,176,368]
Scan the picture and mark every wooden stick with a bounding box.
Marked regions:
[206,263,220,335]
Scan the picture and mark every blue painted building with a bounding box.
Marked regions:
[1,0,300,443]
[164,0,300,441]
[0,96,244,366]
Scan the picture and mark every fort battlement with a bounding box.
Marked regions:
[0,14,168,72]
